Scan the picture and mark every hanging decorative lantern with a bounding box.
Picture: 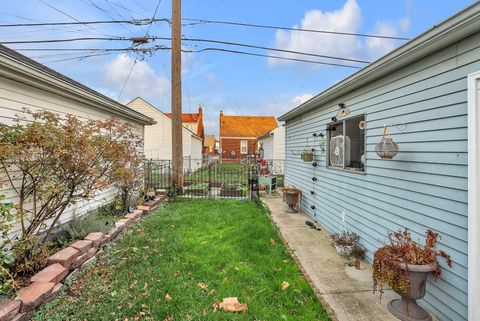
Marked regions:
[375,127,399,160]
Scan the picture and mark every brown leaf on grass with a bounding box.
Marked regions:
[163,316,173,321]
[143,283,148,290]
[165,292,172,302]
[234,267,240,272]
[270,238,276,245]
[133,311,146,321]
[209,289,216,296]
[219,297,248,313]
[212,301,221,313]
[282,281,290,290]
[273,267,282,272]
[201,309,206,316]
[173,271,181,277]
[198,282,208,291]
[130,280,138,289]
[188,271,193,276]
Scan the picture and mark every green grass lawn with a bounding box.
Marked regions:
[35,200,331,321]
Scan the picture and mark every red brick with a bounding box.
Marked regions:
[84,232,104,247]
[69,240,93,254]
[98,235,109,247]
[70,252,89,270]
[115,218,130,228]
[80,256,97,271]
[146,191,156,198]
[17,282,55,312]
[30,263,67,284]
[45,283,62,304]
[10,310,32,321]
[86,247,97,259]
[136,205,150,213]
[47,247,79,269]
[124,211,141,221]
[0,299,20,321]
[105,227,121,241]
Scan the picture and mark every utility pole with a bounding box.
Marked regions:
[171,0,183,191]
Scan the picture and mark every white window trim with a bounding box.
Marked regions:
[240,140,248,154]
[468,71,480,321]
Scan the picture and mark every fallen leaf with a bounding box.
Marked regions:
[234,267,240,272]
[270,238,276,245]
[143,283,148,290]
[198,282,208,291]
[174,271,180,277]
[219,297,248,313]
[209,289,216,296]
[212,301,221,313]
[201,309,206,316]
[165,292,171,302]
[163,316,173,321]
[130,280,138,289]
[282,281,290,290]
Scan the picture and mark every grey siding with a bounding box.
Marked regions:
[284,32,480,321]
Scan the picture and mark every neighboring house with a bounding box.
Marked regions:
[279,3,480,321]
[219,111,278,162]
[257,125,285,174]
[127,97,203,171]
[204,134,219,155]
[165,105,204,140]
[0,45,154,238]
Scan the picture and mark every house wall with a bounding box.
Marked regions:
[128,98,201,167]
[273,126,286,160]
[283,31,480,321]
[259,135,274,159]
[0,76,145,238]
[220,138,257,162]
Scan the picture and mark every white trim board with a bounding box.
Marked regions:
[467,71,480,321]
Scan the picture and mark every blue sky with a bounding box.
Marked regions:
[0,0,475,135]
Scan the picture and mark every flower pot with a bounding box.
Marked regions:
[284,191,298,212]
[387,263,436,321]
[301,152,314,162]
[333,243,353,256]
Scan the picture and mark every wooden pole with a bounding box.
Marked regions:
[171,0,183,190]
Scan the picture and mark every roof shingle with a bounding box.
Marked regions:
[220,114,278,138]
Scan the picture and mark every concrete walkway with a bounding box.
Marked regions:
[263,196,400,321]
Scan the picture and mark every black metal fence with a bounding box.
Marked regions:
[144,160,259,200]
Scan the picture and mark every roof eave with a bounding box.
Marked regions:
[0,51,155,126]
[278,2,480,122]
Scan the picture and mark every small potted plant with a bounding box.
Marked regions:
[301,149,314,162]
[280,187,302,212]
[331,231,359,256]
[373,229,452,321]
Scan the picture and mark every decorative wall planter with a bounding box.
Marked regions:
[301,150,314,162]
[387,263,436,321]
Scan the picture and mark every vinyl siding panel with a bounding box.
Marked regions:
[283,32,480,321]
[0,77,145,239]
[259,135,274,159]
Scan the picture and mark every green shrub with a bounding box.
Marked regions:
[65,212,116,242]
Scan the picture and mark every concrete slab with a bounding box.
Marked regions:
[263,197,400,321]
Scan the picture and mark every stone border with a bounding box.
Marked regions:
[262,200,340,321]
[0,195,165,321]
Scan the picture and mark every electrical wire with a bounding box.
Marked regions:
[182,18,410,41]
[2,36,370,63]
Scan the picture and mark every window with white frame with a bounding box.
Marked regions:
[327,115,365,172]
[240,140,248,154]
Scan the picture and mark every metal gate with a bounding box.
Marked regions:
[144,160,259,200]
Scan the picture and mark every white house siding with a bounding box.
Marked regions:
[259,135,274,159]
[0,76,146,238]
[283,31,480,321]
[127,98,203,171]
[259,126,285,174]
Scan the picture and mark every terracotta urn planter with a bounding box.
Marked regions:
[388,262,436,321]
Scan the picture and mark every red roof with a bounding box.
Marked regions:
[165,105,204,138]
[220,113,278,138]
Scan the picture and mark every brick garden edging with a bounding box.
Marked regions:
[0,195,165,321]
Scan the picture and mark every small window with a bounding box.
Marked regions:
[240,140,248,154]
[327,115,365,172]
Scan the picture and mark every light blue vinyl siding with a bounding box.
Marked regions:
[283,32,480,321]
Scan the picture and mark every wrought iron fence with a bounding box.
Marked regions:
[144,160,259,200]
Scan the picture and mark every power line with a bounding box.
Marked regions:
[183,18,411,41]
[37,0,114,38]
[14,45,361,68]
[185,48,361,69]
[0,17,410,41]
[118,0,162,100]
[3,36,371,64]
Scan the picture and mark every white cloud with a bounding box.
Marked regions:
[265,93,314,116]
[103,54,170,102]
[269,0,362,67]
[206,73,222,89]
[269,0,410,68]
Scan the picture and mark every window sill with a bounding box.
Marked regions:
[327,166,366,175]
